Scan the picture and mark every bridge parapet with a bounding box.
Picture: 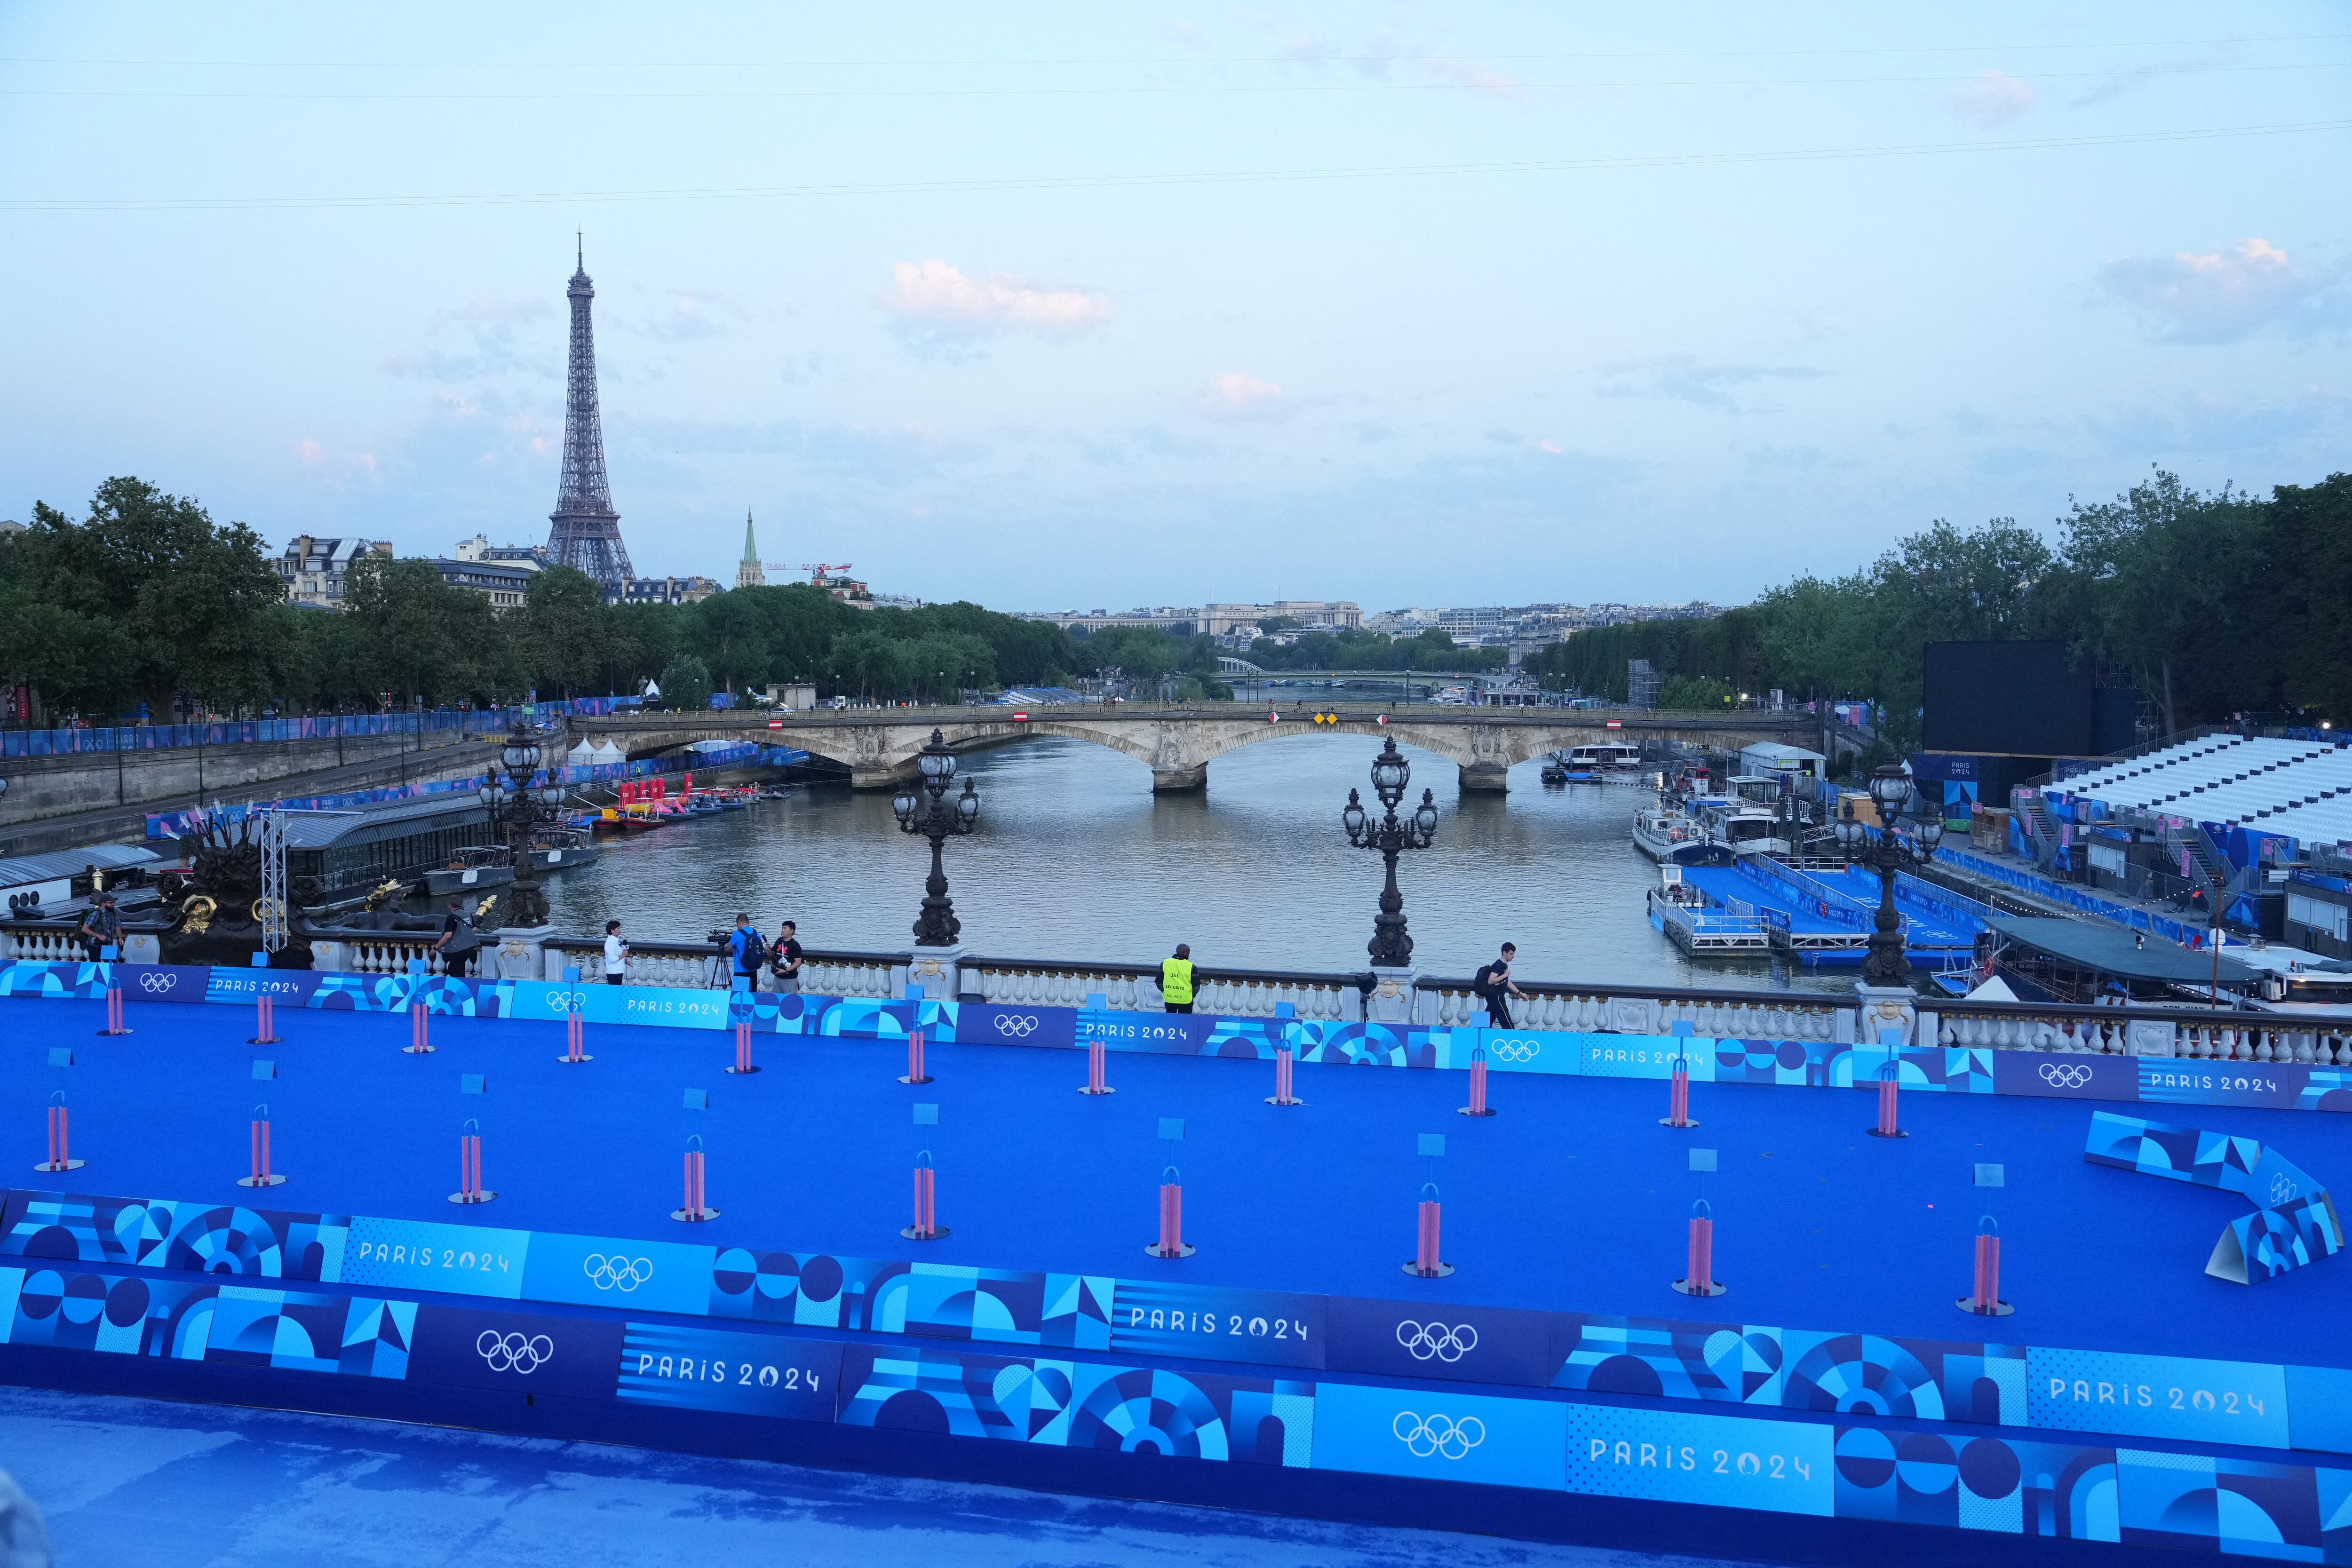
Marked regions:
[575,704,1824,793]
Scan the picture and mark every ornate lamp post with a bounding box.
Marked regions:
[1343,737,1440,967]
[891,729,980,947]
[477,720,565,930]
[1834,763,1946,987]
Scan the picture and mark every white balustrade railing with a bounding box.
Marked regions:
[12,919,2350,1062]
[5,924,86,964]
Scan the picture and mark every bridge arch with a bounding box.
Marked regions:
[575,709,1823,795]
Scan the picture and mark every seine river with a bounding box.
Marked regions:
[540,732,1844,994]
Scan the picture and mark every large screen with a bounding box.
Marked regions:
[1922,641,2101,757]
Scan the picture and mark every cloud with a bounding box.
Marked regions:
[427,295,553,331]
[1595,355,1824,413]
[1419,52,1522,101]
[880,260,1112,349]
[295,438,324,465]
[1197,371,1287,420]
[1946,69,2036,127]
[2097,239,2351,345]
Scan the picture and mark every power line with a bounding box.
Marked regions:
[4,118,2342,214]
[3,60,2346,102]
[0,32,2343,69]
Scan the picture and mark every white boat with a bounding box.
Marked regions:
[1688,795,1794,858]
[1632,804,1730,865]
[1566,742,1646,772]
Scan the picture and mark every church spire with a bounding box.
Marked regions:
[735,509,766,589]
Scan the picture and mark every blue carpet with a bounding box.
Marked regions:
[6,995,2348,1365]
[0,1385,1761,1568]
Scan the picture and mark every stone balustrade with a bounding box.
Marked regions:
[9,918,2350,1062]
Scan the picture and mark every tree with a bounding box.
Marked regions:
[519,566,609,699]
[15,477,288,715]
[2266,473,2352,723]
[657,654,713,710]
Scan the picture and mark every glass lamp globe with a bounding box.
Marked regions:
[955,780,980,825]
[1370,740,1409,799]
[1920,816,1945,849]
[918,731,955,785]
[1342,788,1367,839]
[477,782,494,807]
[1869,765,1908,811]
[1414,789,1439,836]
[891,788,918,826]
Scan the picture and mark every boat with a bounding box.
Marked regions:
[1687,795,1794,858]
[1631,803,1732,865]
[529,828,601,876]
[1564,742,1646,773]
[421,844,516,898]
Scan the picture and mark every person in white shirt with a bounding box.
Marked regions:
[602,919,628,984]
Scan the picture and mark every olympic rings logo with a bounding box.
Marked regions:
[2038,1063,2093,1089]
[138,973,175,993]
[994,1015,1040,1037]
[476,1330,553,1374]
[2270,1172,2300,1203]
[1396,1321,1480,1362]
[1392,1411,1486,1459]
[1485,1040,1540,1064]
[583,1254,655,1291]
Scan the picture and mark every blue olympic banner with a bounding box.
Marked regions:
[9,1258,2352,1558]
[1562,1404,1834,1517]
[1313,1381,1567,1493]
[10,1181,2352,1460]
[409,1302,626,1403]
[10,957,2352,1119]
[617,1323,841,1420]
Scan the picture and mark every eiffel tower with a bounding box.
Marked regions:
[544,239,634,585]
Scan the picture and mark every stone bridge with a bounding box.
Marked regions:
[574,706,1824,793]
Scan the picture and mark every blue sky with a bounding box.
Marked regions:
[1,4,2345,612]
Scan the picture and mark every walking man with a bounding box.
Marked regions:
[1159,943,1198,1014]
[726,913,764,992]
[76,893,122,963]
[435,897,482,978]
[1473,942,1529,1028]
[602,919,628,985]
[770,919,804,994]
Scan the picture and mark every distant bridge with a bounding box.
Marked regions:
[574,705,1822,794]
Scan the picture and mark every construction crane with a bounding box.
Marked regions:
[800,562,853,581]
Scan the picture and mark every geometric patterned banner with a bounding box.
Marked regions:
[2084,1112,2345,1284]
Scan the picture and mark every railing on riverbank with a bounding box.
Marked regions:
[15,917,2348,1064]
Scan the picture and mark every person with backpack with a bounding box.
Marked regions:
[1159,943,1198,1014]
[726,913,765,992]
[1473,942,1528,1028]
[435,897,483,978]
[76,893,123,963]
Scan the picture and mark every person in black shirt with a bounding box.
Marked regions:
[769,919,805,994]
[1473,942,1529,1028]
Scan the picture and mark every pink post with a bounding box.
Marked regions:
[239,1105,286,1188]
[1660,1061,1697,1128]
[1460,1049,1495,1117]
[448,1121,494,1204]
[99,980,128,1036]
[908,1165,940,1239]
[900,1028,931,1085]
[1875,1073,1902,1138]
[1688,1216,1713,1292]
[1415,1199,1442,1275]
[671,1136,719,1222]
[1080,1037,1112,1094]
[36,1097,82,1172]
[1956,1226,2012,1315]
[729,1019,758,1075]
[405,1001,433,1055]
[249,994,280,1046]
[1265,1046,1303,1106]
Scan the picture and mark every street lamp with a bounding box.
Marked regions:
[891,729,980,947]
[1834,762,1945,988]
[478,718,560,930]
[1343,736,1440,967]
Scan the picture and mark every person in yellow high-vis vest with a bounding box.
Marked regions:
[1159,944,1197,1014]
